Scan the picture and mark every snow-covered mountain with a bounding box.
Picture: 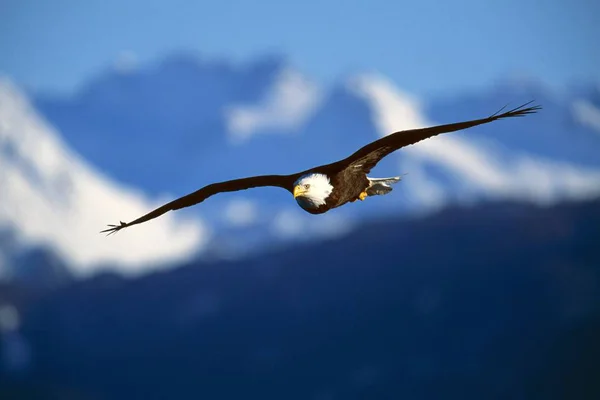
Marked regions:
[35,56,600,207]
[0,78,206,276]
[2,53,600,275]
[355,75,600,209]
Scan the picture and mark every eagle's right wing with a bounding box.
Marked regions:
[101,174,296,235]
[336,101,541,173]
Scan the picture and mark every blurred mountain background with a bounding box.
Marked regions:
[1,0,599,399]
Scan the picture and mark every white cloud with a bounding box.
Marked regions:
[225,68,322,143]
[0,78,208,277]
[223,198,258,227]
[572,100,600,133]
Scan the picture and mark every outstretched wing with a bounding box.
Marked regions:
[101,174,295,235]
[336,101,541,173]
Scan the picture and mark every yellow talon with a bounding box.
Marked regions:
[359,191,368,201]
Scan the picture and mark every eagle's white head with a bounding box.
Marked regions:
[293,173,333,211]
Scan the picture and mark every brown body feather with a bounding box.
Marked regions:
[300,166,370,214]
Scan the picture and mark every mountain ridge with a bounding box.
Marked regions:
[2,197,598,399]
[1,53,599,275]
[0,78,206,276]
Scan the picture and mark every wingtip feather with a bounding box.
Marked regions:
[490,100,542,120]
[100,221,129,236]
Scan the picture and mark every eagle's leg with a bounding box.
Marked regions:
[358,191,368,201]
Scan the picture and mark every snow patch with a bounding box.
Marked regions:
[113,51,138,74]
[271,209,306,239]
[223,198,258,227]
[397,158,447,210]
[225,68,322,143]
[0,78,208,276]
[270,208,354,242]
[349,73,430,134]
[572,100,600,132]
[352,73,600,205]
[309,213,354,239]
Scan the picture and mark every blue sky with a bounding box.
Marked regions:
[0,0,598,97]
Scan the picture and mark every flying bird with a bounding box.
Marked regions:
[101,101,540,235]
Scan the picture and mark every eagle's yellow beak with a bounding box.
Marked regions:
[293,185,307,198]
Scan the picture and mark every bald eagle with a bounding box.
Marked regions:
[101,102,540,235]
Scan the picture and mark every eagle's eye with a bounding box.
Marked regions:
[304,184,311,189]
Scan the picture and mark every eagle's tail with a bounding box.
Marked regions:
[366,176,402,196]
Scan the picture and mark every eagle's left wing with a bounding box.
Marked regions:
[335,101,541,173]
[101,174,295,235]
